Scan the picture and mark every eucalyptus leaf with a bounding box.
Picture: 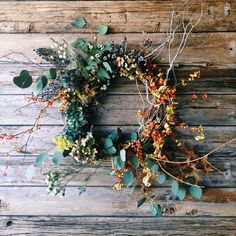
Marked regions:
[156,173,166,184]
[120,149,126,162]
[97,67,110,81]
[171,180,179,195]
[52,152,63,166]
[72,38,87,48]
[177,187,186,201]
[98,24,108,35]
[151,203,162,217]
[71,18,86,28]
[33,76,48,95]
[13,70,33,89]
[131,131,138,141]
[122,170,134,186]
[114,155,125,170]
[102,61,112,72]
[26,165,36,181]
[137,197,146,208]
[104,138,113,149]
[189,185,202,199]
[130,154,139,168]
[105,146,116,155]
[35,152,49,167]
[45,68,57,80]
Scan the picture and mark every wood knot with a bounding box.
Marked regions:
[5,220,13,228]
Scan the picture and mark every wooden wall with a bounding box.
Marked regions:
[0,1,236,235]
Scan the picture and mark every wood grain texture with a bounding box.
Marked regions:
[0,33,236,65]
[1,94,236,126]
[0,187,235,216]
[0,216,236,236]
[0,155,234,187]
[0,1,235,33]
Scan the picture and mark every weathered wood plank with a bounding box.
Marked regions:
[1,94,236,126]
[1,126,236,156]
[1,64,236,95]
[0,1,235,33]
[0,186,235,216]
[0,33,235,65]
[0,155,234,187]
[0,216,236,236]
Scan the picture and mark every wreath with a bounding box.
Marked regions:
[2,4,235,216]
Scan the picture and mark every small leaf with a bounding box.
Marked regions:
[177,187,186,201]
[71,18,86,28]
[130,154,139,168]
[104,138,113,149]
[151,164,159,173]
[52,152,63,165]
[114,156,125,170]
[189,185,202,199]
[147,159,155,169]
[35,152,48,167]
[102,62,112,73]
[120,149,126,162]
[109,130,119,142]
[105,146,116,155]
[171,180,179,195]
[26,165,35,180]
[151,203,162,217]
[33,76,48,95]
[137,197,146,208]
[131,132,138,141]
[122,170,134,186]
[97,67,110,81]
[157,173,166,184]
[45,68,57,80]
[72,38,87,48]
[13,70,33,89]
[98,24,108,35]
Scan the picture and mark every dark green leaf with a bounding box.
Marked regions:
[104,138,113,149]
[33,76,48,95]
[122,170,134,186]
[189,185,202,199]
[177,187,186,201]
[137,197,146,208]
[131,131,138,141]
[98,24,108,35]
[45,68,57,80]
[147,159,155,169]
[35,152,48,167]
[120,149,126,162]
[156,173,166,184]
[171,180,179,195]
[151,203,162,217]
[97,67,110,81]
[71,18,86,28]
[72,38,87,48]
[52,152,63,166]
[114,155,125,170]
[13,70,33,89]
[26,165,35,181]
[105,146,116,155]
[130,154,139,168]
[109,130,119,142]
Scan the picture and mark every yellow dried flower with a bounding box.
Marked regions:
[53,135,74,151]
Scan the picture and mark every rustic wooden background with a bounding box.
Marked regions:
[0,0,236,235]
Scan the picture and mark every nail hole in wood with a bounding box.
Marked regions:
[5,220,13,227]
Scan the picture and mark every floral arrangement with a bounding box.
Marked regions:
[1,2,235,216]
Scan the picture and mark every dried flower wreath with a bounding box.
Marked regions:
[1,1,235,216]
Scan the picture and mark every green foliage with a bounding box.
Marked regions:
[13,70,33,88]
[104,138,113,149]
[171,180,179,195]
[151,203,162,217]
[45,68,57,80]
[122,170,134,186]
[72,38,87,49]
[114,155,125,170]
[130,154,139,168]
[189,185,202,199]
[52,152,63,165]
[156,172,166,184]
[120,149,126,162]
[177,187,186,201]
[131,131,138,141]
[105,146,117,155]
[71,18,86,28]
[26,165,36,180]
[33,76,48,95]
[137,197,146,208]
[151,164,159,173]
[97,67,110,81]
[98,24,108,35]
[102,62,112,72]
[35,152,49,167]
